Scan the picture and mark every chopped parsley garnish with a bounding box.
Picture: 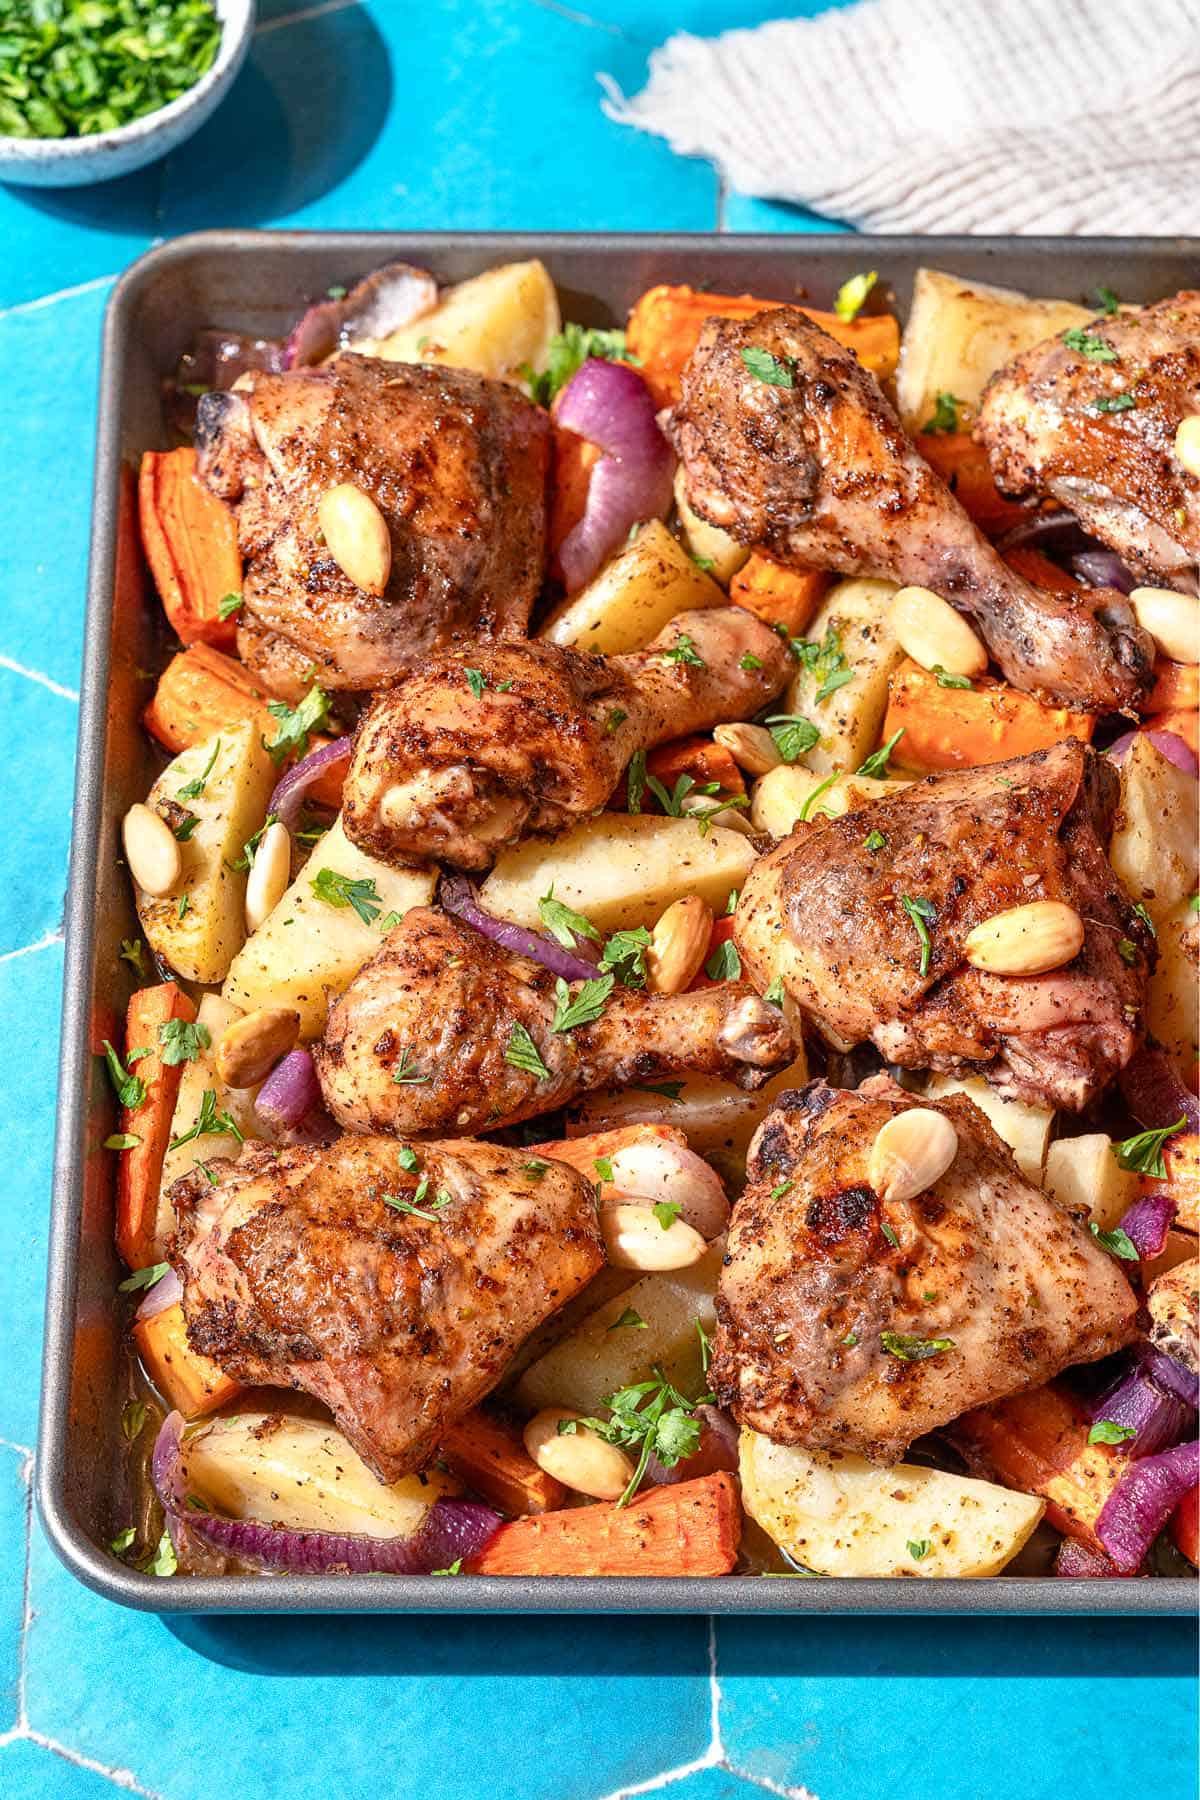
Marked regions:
[630,1080,684,1103]
[119,939,147,980]
[177,893,190,919]
[217,593,243,620]
[770,1180,794,1200]
[101,1040,146,1110]
[118,1262,170,1294]
[881,1221,899,1248]
[551,973,614,1033]
[539,886,601,950]
[645,771,696,816]
[171,811,200,842]
[569,1370,707,1507]
[705,938,742,982]
[392,1047,430,1085]
[143,1530,178,1578]
[792,625,853,703]
[842,1331,859,1347]
[900,893,936,976]
[110,1526,136,1556]
[505,1023,550,1081]
[594,1155,615,1182]
[798,772,839,822]
[520,323,637,407]
[725,889,740,915]
[863,829,888,852]
[1088,1420,1138,1446]
[765,713,820,763]
[1094,284,1120,316]
[1063,328,1119,364]
[652,1200,683,1231]
[396,1145,421,1173]
[432,1559,463,1577]
[229,813,278,871]
[1112,1117,1185,1178]
[764,976,785,1005]
[605,708,628,736]
[923,391,962,434]
[176,738,221,801]
[933,665,973,689]
[168,1088,243,1151]
[834,270,877,322]
[660,633,705,669]
[1089,1222,1139,1261]
[104,1132,141,1151]
[880,1330,955,1361]
[697,1318,713,1375]
[379,910,403,931]
[626,749,647,814]
[608,1307,648,1332]
[1131,901,1156,937]
[1118,938,1138,964]
[264,683,331,764]
[1091,392,1135,414]
[907,1539,931,1562]
[310,868,382,926]
[600,926,653,988]
[691,554,715,573]
[157,1019,211,1067]
[464,667,486,699]
[122,1400,147,1442]
[383,1183,449,1223]
[857,728,905,779]
[523,1159,549,1181]
[741,346,795,388]
[739,652,764,671]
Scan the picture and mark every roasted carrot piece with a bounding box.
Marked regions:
[115,983,197,1271]
[441,1410,566,1516]
[647,735,746,798]
[1002,546,1083,596]
[549,422,602,565]
[1144,705,1199,760]
[954,1383,1128,1556]
[132,1301,243,1419]
[883,659,1094,774]
[144,645,346,808]
[730,553,828,639]
[467,1472,741,1576]
[627,284,900,410]
[1146,1133,1200,1234]
[914,432,1028,534]
[1171,1485,1198,1566]
[139,448,241,650]
[1143,659,1199,715]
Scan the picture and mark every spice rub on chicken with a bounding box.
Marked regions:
[341,607,791,870]
[170,1134,603,1482]
[978,291,1200,589]
[315,907,795,1138]
[710,1079,1137,1464]
[194,354,551,696]
[733,740,1152,1112]
[670,308,1154,710]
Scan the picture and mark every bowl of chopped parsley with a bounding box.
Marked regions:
[0,0,255,186]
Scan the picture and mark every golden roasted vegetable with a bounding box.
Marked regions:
[923,1072,1052,1184]
[357,259,560,383]
[672,465,749,587]
[1109,734,1200,923]
[783,579,904,776]
[1043,1133,1140,1233]
[157,994,260,1244]
[539,519,723,653]
[1146,896,1199,1083]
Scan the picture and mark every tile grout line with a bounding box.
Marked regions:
[0,271,116,321]
[0,929,64,968]
[528,0,628,36]
[256,0,361,37]
[0,652,80,703]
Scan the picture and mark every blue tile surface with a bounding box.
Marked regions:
[0,3,1194,1798]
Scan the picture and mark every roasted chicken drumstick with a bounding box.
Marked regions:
[711,1078,1137,1464]
[171,1134,604,1482]
[978,291,1200,589]
[196,353,550,696]
[341,607,791,870]
[671,309,1153,710]
[316,907,794,1137]
[733,740,1151,1111]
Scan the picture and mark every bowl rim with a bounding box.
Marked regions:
[0,0,255,162]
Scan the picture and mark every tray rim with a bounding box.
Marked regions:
[38,226,1200,1616]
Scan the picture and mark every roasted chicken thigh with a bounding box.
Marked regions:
[195,354,550,695]
[671,308,1153,710]
[316,907,794,1137]
[711,1079,1137,1463]
[171,1134,604,1482]
[978,292,1200,589]
[341,606,791,869]
[733,740,1151,1111]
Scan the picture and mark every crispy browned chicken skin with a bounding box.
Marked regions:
[316,907,794,1137]
[342,607,791,870]
[978,292,1200,589]
[195,354,550,695]
[671,309,1153,711]
[171,1134,603,1482]
[711,1079,1137,1463]
[733,740,1151,1111]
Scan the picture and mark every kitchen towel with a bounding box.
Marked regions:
[601,0,1200,234]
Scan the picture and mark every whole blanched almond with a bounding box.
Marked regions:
[963,900,1084,976]
[1173,415,1200,480]
[523,1408,634,1501]
[868,1107,959,1205]
[891,586,988,677]
[646,895,713,995]
[1128,586,1200,665]
[123,803,182,898]
[601,1200,707,1271]
[215,1006,301,1089]
[714,722,783,776]
[244,819,292,932]
[318,482,392,597]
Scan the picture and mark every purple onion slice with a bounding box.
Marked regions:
[284,264,438,368]
[1107,729,1199,777]
[440,875,599,982]
[554,359,676,592]
[268,737,352,830]
[1118,1046,1200,1135]
[1117,1192,1177,1261]
[255,1050,322,1135]
[1096,1438,1199,1572]
[1087,1357,1195,1460]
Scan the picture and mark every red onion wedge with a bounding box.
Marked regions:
[1056,1539,1123,1578]
[135,1265,182,1323]
[1117,1192,1177,1261]
[284,263,438,368]
[255,1049,322,1135]
[1140,1347,1200,1412]
[168,330,285,433]
[1107,729,1199,777]
[1118,1045,1200,1135]
[440,875,599,982]
[268,737,352,831]
[1070,548,1137,594]
[1096,1438,1199,1571]
[645,1406,739,1487]
[1087,1357,1195,1460]
[554,359,676,592]
[152,1413,499,1575]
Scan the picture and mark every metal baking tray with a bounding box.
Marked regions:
[39,230,1199,1614]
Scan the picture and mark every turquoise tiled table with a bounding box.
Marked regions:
[0,4,1194,1795]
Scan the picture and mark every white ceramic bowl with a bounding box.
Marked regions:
[0,0,255,188]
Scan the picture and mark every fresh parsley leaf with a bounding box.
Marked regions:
[791,625,852,703]
[900,893,936,977]
[691,554,715,573]
[105,1132,142,1151]
[523,1159,549,1180]
[834,270,877,321]
[1091,392,1135,414]
[609,1307,648,1332]
[741,346,795,387]
[770,1179,794,1200]
[645,771,695,816]
[311,868,381,926]
[922,391,962,434]
[697,1318,713,1375]
[110,1527,136,1556]
[863,829,887,852]
[1131,901,1156,937]
[229,813,279,871]
[176,738,221,800]
[725,889,740,915]
[171,811,200,842]
[881,1221,900,1248]
[605,707,628,736]
[1112,1117,1185,1178]
[101,1040,146,1111]
[652,1200,683,1231]
[505,1023,550,1081]
[593,1156,616,1185]
[857,728,905,778]
[765,713,820,763]
[798,772,839,822]
[396,1145,421,1173]
[177,893,191,919]
[392,1047,430,1085]
[932,665,973,689]
[551,974,614,1033]
[626,749,647,814]
[660,633,705,669]
[1118,937,1138,964]
[118,1262,170,1294]
[764,976,785,1005]
[464,667,486,699]
[880,1330,955,1361]
[217,592,243,620]
[705,938,742,981]
[168,1088,243,1151]
[630,1080,684,1103]
[1089,1222,1139,1261]
[907,1539,931,1562]
[379,910,404,931]
[842,1331,859,1347]
[264,683,331,764]
[590,1369,706,1506]
[739,652,763,671]
[1094,284,1120,315]
[143,1529,178,1578]
[157,1019,211,1067]
[521,323,636,407]
[119,938,147,980]
[539,886,601,949]
[383,1186,445,1223]
[121,1400,147,1442]
[600,926,653,988]
[1063,327,1119,363]
[1088,1420,1138,1445]
[432,1558,463,1576]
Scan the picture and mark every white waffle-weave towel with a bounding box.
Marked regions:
[601,0,1200,234]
